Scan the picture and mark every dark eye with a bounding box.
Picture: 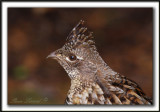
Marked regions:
[69,55,77,61]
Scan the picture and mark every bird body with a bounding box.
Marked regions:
[47,20,152,105]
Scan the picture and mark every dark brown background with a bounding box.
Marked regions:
[8,8,153,104]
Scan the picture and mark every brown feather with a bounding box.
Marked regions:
[48,20,152,105]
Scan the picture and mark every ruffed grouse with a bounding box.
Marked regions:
[47,20,152,105]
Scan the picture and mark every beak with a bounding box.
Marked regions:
[46,51,57,59]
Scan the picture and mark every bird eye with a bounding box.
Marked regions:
[69,55,77,61]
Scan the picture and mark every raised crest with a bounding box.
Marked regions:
[64,20,95,50]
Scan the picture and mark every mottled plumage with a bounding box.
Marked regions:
[47,20,152,105]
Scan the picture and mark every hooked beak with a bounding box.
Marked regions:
[46,51,57,59]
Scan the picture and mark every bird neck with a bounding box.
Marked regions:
[95,54,118,78]
[69,53,119,94]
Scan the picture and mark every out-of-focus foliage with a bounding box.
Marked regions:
[13,65,29,80]
[8,8,152,104]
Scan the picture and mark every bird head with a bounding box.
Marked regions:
[47,20,101,80]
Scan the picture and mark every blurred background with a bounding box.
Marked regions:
[8,8,153,104]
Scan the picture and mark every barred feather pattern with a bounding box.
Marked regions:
[63,20,96,51]
[65,73,152,105]
[48,20,152,105]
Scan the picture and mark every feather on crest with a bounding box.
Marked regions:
[64,20,95,50]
